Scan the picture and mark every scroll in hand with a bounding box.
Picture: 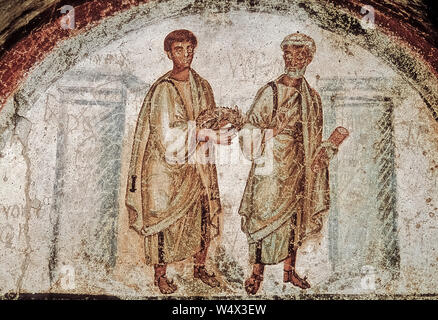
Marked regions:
[311,126,349,172]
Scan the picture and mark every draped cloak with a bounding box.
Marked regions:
[125,69,221,265]
[239,77,330,265]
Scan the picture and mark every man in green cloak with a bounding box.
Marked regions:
[239,33,338,294]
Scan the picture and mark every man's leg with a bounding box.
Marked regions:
[245,241,265,295]
[193,197,220,287]
[283,213,310,289]
[154,232,177,294]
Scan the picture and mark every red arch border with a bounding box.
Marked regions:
[0,0,150,108]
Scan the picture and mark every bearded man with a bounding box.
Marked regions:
[126,29,234,294]
[239,33,338,294]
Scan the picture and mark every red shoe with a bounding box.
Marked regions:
[154,275,178,294]
[194,265,220,288]
[284,270,310,289]
[244,273,264,295]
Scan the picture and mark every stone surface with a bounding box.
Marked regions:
[0,0,437,300]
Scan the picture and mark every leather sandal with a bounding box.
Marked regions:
[244,273,264,295]
[284,269,311,289]
[154,275,178,294]
[194,265,220,288]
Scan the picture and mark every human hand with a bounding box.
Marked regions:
[311,141,338,172]
[311,147,330,172]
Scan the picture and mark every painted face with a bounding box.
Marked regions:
[283,45,312,71]
[167,40,195,69]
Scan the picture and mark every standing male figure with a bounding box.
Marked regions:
[239,33,338,294]
[126,29,234,294]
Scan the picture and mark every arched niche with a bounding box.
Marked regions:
[0,0,437,297]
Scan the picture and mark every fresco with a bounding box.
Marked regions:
[0,0,437,301]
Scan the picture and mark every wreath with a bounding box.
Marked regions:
[196,106,245,130]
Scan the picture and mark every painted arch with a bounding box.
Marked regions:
[0,0,437,298]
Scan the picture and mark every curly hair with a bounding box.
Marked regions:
[164,29,198,52]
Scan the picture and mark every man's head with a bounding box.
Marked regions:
[280,33,316,78]
[164,29,198,70]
